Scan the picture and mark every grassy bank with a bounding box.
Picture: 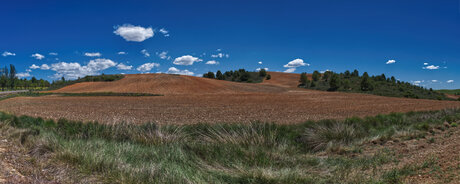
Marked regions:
[0,109,459,183]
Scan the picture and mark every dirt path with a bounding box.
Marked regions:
[363,123,460,183]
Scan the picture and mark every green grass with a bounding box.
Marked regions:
[437,89,460,95]
[0,109,459,183]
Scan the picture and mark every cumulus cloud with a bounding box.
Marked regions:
[284,58,309,68]
[141,49,150,57]
[284,68,296,73]
[386,59,396,64]
[211,53,229,58]
[31,53,45,60]
[118,51,127,55]
[30,64,40,69]
[117,63,132,70]
[205,60,219,65]
[114,24,154,42]
[258,61,262,64]
[447,80,454,83]
[173,55,202,65]
[256,68,268,71]
[413,80,422,86]
[49,52,58,56]
[84,52,102,57]
[423,63,428,65]
[2,51,15,57]
[157,51,170,60]
[40,64,50,70]
[50,58,117,79]
[136,62,160,72]
[167,67,194,75]
[159,28,170,37]
[431,80,438,83]
[16,72,31,78]
[423,65,439,70]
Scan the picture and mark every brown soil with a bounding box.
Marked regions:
[362,123,460,183]
[1,72,459,124]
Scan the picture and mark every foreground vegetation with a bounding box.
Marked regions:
[299,70,449,100]
[203,69,269,83]
[0,109,459,183]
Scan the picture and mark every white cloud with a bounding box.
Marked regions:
[30,64,40,69]
[447,80,454,83]
[284,68,296,73]
[386,59,396,64]
[157,51,171,60]
[423,65,439,70]
[31,53,45,60]
[166,67,194,75]
[431,80,438,83]
[84,52,102,57]
[413,81,422,86]
[205,60,219,65]
[16,72,31,78]
[50,58,117,79]
[114,24,154,42]
[118,51,127,55]
[49,52,58,56]
[40,64,50,70]
[137,62,160,72]
[423,63,428,65]
[283,58,309,68]
[211,53,229,58]
[141,49,150,57]
[117,63,133,70]
[2,51,15,57]
[256,68,268,71]
[258,61,262,64]
[173,55,202,65]
[159,28,170,37]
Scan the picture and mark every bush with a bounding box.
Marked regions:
[265,74,271,80]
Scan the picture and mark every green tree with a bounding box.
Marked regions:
[312,71,320,81]
[0,75,7,91]
[216,70,224,80]
[344,70,351,78]
[360,72,373,91]
[258,69,267,77]
[343,79,351,90]
[329,73,340,91]
[351,69,359,77]
[265,74,271,80]
[299,72,309,86]
[9,64,16,88]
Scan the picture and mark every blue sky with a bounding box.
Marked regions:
[0,0,458,89]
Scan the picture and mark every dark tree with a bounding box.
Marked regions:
[344,70,351,78]
[216,70,224,80]
[360,72,373,91]
[351,69,359,77]
[299,72,309,86]
[329,73,340,91]
[265,74,271,80]
[312,71,321,81]
[258,69,267,77]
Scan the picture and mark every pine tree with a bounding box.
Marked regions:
[312,71,320,81]
[216,70,224,80]
[299,72,309,86]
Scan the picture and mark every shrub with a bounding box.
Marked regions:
[258,69,267,77]
[265,74,271,80]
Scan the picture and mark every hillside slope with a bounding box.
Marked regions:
[49,72,300,95]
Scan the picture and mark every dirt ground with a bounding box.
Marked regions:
[0,92,459,125]
[0,72,459,124]
[362,123,460,183]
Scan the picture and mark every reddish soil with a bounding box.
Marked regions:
[0,72,459,124]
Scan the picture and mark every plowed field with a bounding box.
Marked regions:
[0,72,459,124]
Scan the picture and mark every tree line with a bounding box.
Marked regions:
[299,69,449,100]
[203,69,270,83]
[0,64,50,91]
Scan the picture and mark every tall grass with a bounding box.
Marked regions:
[0,108,459,183]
